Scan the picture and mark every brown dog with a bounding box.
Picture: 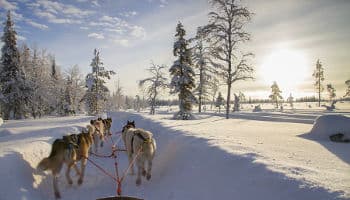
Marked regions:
[37,125,95,199]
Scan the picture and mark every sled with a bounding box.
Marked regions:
[97,196,143,200]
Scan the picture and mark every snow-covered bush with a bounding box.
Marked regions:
[309,115,350,141]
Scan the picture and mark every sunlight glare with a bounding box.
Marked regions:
[259,48,309,97]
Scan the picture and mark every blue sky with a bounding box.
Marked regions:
[1,0,349,99]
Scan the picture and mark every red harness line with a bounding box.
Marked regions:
[84,130,142,196]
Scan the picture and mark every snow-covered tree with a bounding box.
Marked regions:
[191,27,217,113]
[210,78,219,110]
[112,79,124,111]
[326,84,336,102]
[313,59,325,107]
[63,65,85,115]
[169,22,196,120]
[49,56,66,115]
[84,49,115,115]
[133,95,141,112]
[124,95,132,110]
[203,0,254,119]
[344,79,350,98]
[269,82,283,109]
[287,93,294,109]
[139,62,168,115]
[0,11,32,119]
[233,93,240,112]
[215,92,225,113]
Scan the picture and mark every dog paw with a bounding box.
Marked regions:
[142,170,146,177]
[146,174,151,180]
[68,180,73,185]
[78,178,83,185]
[55,191,61,199]
[136,179,141,186]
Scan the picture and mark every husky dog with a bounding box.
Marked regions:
[122,120,156,186]
[90,118,105,152]
[102,117,113,136]
[37,125,95,199]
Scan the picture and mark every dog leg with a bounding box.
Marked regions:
[73,164,81,176]
[78,158,87,185]
[94,134,99,153]
[128,153,135,175]
[146,159,152,181]
[136,159,143,186]
[52,172,61,199]
[65,163,74,185]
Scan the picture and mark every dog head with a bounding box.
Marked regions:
[122,120,135,133]
[103,117,112,131]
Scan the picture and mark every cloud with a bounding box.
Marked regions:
[130,25,146,39]
[34,10,82,24]
[120,11,138,17]
[29,0,94,24]
[88,32,104,39]
[113,39,129,47]
[17,35,26,41]
[0,0,17,10]
[25,19,49,30]
[160,0,168,7]
[80,26,89,30]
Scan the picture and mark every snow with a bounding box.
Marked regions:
[0,108,349,200]
[308,115,350,140]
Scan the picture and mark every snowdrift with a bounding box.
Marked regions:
[309,115,350,140]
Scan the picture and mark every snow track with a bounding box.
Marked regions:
[0,112,349,200]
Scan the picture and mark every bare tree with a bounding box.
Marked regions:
[191,27,217,113]
[203,0,254,119]
[63,65,85,114]
[139,62,168,115]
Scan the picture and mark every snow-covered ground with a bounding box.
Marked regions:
[0,107,349,200]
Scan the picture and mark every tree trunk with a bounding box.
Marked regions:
[198,65,203,113]
[226,82,231,119]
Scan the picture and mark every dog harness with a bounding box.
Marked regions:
[130,131,152,153]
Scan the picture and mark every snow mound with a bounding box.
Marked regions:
[309,115,350,140]
[0,118,3,127]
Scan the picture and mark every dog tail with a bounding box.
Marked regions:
[37,139,62,171]
[37,157,51,171]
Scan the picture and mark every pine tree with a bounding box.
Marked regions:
[112,79,123,111]
[344,79,350,98]
[215,92,225,113]
[269,81,283,109]
[287,93,294,109]
[326,84,336,101]
[84,49,115,115]
[139,62,168,115]
[312,59,325,107]
[0,11,32,119]
[169,22,196,120]
[49,56,65,115]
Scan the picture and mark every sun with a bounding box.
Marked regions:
[259,48,309,96]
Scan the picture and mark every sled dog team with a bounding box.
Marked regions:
[37,118,157,199]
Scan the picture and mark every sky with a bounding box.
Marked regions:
[0,0,349,100]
